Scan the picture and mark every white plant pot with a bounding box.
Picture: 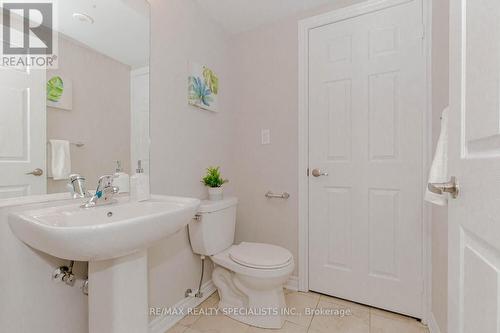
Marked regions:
[208,187,224,201]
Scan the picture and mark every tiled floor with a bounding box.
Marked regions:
[166,290,429,333]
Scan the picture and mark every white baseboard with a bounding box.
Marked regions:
[149,280,217,333]
[427,312,442,333]
[285,275,299,291]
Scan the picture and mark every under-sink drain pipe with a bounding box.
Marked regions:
[195,255,205,298]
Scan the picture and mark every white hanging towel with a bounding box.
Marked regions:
[425,107,449,206]
[48,140,71,180]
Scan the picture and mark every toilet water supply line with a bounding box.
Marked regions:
[196,255,205,298]
[186,255,206,298]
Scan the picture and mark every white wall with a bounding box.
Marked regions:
[148,0,236,314]
[0,195,87,333]
[431,0,449,332]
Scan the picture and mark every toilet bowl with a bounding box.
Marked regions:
[212,243,294,328]
[188,198,294,329]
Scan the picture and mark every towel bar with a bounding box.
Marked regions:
[47,141,84,147]
[265,191,290,199]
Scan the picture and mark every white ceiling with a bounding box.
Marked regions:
[193,0,337,35]
[54,0,149,68]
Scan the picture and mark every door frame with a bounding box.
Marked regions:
[297,0,433,322]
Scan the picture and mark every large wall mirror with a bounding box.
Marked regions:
[0,0,150,199]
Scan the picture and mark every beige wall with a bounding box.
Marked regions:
[148,0,236,312]
[431,0,449,332]
[47,36,131,193]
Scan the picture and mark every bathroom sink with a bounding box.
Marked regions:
[9,194,200,333]
[8,195,200,261]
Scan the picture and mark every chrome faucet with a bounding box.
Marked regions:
[81,175,119,208]
[69,174,91,199]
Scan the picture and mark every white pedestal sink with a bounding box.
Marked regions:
[8,195,200,333]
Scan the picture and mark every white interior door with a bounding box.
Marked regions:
[308,0,425,317]
[448,0,500,332]
[0,63,46,199]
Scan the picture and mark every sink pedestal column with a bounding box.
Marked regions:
[88,250,148,333]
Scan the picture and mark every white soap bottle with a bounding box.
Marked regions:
[130,160,150,202]
[113,161,130,193]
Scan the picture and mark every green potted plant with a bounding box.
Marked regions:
[202,166,228,201]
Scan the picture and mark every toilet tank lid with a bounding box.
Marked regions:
[198,197,238,213]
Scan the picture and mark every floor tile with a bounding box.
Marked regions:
[168,290,430,333]
[247,321,307,333]
[191,313,250,333]
[184,328,204,333]
[319,294,369,313]
[166,324,188,333]
[308,300,369,333]
[370,313,428,333]
[284,291,320,327]
[178,312,200,327]
[369,307,417,323]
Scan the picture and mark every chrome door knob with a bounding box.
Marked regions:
[26,168,44,176]
[428,176,459,198]
[311,169,329,177]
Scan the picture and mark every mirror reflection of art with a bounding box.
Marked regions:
[47,75,73,110]
[188,62,219,112]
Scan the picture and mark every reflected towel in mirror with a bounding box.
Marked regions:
[48,140,71,180]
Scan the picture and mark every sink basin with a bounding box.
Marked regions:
[9,195,200,261]
[8,194,200,333]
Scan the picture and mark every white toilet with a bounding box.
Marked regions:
[188,197,294,329]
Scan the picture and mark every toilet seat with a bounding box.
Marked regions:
[229,242,292,269]
[211,244,294,279]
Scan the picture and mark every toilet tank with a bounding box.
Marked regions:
[188,197,238,256]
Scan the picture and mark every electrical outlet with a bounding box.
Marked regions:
[261,129,271,145]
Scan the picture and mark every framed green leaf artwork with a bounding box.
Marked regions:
[47,74,73,110]
[188,62,219,112]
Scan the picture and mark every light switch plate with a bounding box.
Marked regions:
[261,129,271,145]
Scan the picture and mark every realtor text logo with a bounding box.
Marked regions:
[1,2,58,67]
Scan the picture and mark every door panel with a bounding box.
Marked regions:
[368,71,399,160]
[0,86,28,159]
[308,0,425,317]
[449,0,500,331]
[368,189,399,280]
[0,65,46,198]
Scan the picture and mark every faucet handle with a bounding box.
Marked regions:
[96,175,115,194]
[81,175,119,208]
